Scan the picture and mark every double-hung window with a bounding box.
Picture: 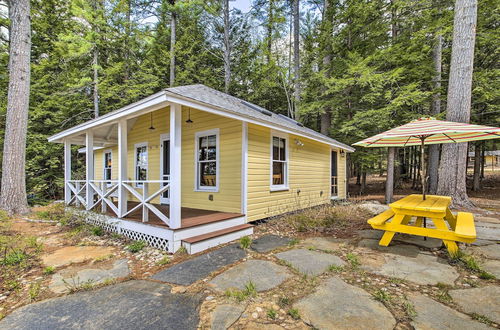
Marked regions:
[135,143,148,187]
[195,129,219,191]
[103,150,112,185]
[271,133,288,190]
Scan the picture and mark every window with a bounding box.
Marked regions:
[135,143,148,187]
[271,134,288,190]
[103,150,112,184]
[195,129,219,191]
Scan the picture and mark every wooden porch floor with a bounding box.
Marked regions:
[103,201,244,229]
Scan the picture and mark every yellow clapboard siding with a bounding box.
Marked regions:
[246,123,345,222]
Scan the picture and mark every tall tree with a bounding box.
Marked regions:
[223,0,231,92]
[1,0,31,214]
[169,0,177,86]
[292,0,300,119]
[437,0,478,207]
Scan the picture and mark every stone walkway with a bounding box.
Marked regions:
[2,220,500,329]
[0,280,201,329]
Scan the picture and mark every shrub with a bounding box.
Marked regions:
[91,226,104,236]
[126,240,146,253]
[239,236,252,249]
[43,266,56,275]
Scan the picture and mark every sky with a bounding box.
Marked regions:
[230,0,253,13]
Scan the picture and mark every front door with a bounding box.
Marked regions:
[331,150,338,197]
[160,134,170,204]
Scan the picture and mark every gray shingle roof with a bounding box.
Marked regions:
[165,84,353,151]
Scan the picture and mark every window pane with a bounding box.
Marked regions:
[272,161,284,185]
[279,138,286,161]
[273,137,279,160]
[105,168,111,181]
[137,167,147,181]
[199,137,207,161]
[207,135,216,160]
[200,162,216,186]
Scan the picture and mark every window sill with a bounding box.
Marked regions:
[194,188,219,193]
[270,186,289,192]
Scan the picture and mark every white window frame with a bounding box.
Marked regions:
[270,130,289,191]
[134,142,148,188]
[103,149,113,186]
[194,128,220,192]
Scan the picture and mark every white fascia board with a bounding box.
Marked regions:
[163,93,355,152]
[48,91,169,143]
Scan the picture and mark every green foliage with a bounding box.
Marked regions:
[1,250,29,266]
[90,226,104,236]
[28,282,42,301]
[373,289,392,303]
[346,253,360,268]
[239,236,252,249]
[156,256,171,266]
[224,280,257,302]
[267,309,277,319]
[288,308,300,320]
[43,266,56,275]
[126,240,146,253]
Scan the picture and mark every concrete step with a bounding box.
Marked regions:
[181,224,254,254]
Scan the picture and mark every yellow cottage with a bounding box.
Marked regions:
[49,85,354,254]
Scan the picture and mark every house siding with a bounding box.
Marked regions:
[94,106,242,213]
[246,123,346,222]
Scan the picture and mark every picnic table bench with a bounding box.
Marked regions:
[367,194,476,255]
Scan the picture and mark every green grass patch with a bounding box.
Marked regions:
[239,236,252,249]
[288,308,300,320]
[126,240,146,253]
[346,252,360,268]
[328,264,345,273]
[43,266,56,275]
[224,281,257,302]
[157,256,171,266]
[373,289,392,303]
[471,313,493,326]
[478,270,496,280]
[267,309,277,319]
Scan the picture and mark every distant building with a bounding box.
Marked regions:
[468,150,499,170]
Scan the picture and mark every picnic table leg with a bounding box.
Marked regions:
[415,216,424,227]
[379,214,410,247]
[432,217,459,256]
[445,208,457,231]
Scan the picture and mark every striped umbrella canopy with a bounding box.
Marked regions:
[353,118,500,147]
[353,117,500,200]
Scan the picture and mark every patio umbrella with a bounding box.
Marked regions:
[353,117,500,200]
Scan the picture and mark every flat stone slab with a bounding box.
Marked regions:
[301,237,350,251]
[275,249,346,276]
[0,280,201,329]
[475,216,500,224]
[294,277,395,330]
[49,259,130,293]
[449,286,500,324]
[211,304,245,330]
[472,239,498,246]
[481,260,500,278]
[359,248,459,285]
[251,235,292,253]
[467,244,500,260]
[152,244,246,286]
[357,230,442,249]
[357,239,423,258]
[41,246,116,268]
[209,259,291,292]
[408,293,490,330]
[475,223,500,241]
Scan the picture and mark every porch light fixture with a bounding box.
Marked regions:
[149,112,155,130]
[185,108,193,124]
[340,150,346,157]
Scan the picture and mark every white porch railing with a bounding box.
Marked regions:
[121,179,171,226]
[66,178,171,227]
[66,180,87,208]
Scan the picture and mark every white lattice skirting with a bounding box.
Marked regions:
[71,209,172,252]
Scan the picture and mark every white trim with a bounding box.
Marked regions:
[118,119,128,218]
[241,122,248,215]
[169,104,182,229]
[85,131,94,210]
[270,130,289,191]
[103,149,113,186]
[330,148,339,198]
[194,128,220,192]
[164,93,355,152]
[159,133,170,204]
[48,92,169,143]
[134,142,148,187]
[48,90,354,152]
[64,140,72,204]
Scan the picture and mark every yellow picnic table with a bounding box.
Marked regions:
[367,194,476,255]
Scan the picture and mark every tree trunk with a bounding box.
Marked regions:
[472,143,481,191]
[428,31,442,194]
[0,0,31,215]
[480,143,485,178]
[169,0,176,87]
[93,47,99,118]
[266,0,274,64]
[385,147,395,204]
[320,0,332,135]
[360,171,367,195]
[223,0,231,93]
[437,0,477,208]
[292,0,300,120]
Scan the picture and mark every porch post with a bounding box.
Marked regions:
[85,130,94,210]
[64,139,71,204]
[118,119,128,218]
[169,104,182,229]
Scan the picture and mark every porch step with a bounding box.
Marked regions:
[181,224,254,255]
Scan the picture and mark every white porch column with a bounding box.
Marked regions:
[118,119,128,217]
[85,131,94,210]
[169,104,182,229]
[64,139,72,204]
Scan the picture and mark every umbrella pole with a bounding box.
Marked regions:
[420,136,427,239]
